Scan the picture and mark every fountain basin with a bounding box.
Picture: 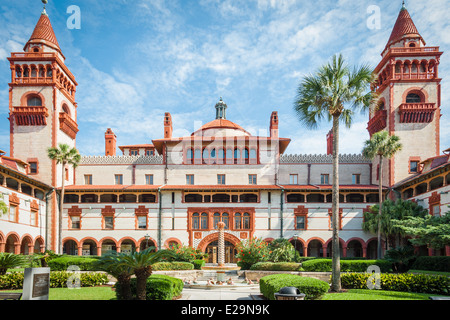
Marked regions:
[184,281,259,290]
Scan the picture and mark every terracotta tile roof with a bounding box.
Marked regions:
[192,119,250,136]
[26,13,61,52]
[161,185,281,190]
[63,185,160,191]
[386,7,422,47]
[281,185,385,191]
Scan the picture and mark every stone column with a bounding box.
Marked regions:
[217,221,225,267]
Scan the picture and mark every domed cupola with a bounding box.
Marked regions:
[215,97,227,120]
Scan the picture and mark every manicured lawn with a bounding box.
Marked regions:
[322,289,438,300]
[2,286,116,300]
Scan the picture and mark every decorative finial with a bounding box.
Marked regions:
[41,0,48,15]
[401,0,406,10]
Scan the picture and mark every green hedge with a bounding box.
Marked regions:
[115,274,183,300]
[301,259,392,273]
[341,272,449,295]
[47,256,99,271]
[250,262,302,271]
[259,274,329,300]
[0,271,108,290]
[193,259,205,270]
[411,256,450,272]
[152,262,194,271]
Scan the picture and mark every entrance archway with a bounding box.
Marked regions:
[197,232,240,264]
[206,240,237,264]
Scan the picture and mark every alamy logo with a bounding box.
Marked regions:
[67,5,81,30]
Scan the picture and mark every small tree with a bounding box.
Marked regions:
[94,252,134,300]
[268,238,299,262]
[393,209,450,250]
[362,130,402,258]
[235,238,270,270]
[47,143,81,254]
[119,247,175,300]
[363,199,428,249]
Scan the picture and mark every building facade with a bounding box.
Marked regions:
[1,4,448,259]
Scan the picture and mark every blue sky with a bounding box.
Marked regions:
[0,0,449,156]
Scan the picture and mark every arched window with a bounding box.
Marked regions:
[192,213,200,230]
[210,148,216,164]
[202,148,209,164]
[201,213,208,229]
[23,66,30,77]
[218,148,225,164]
[62,104,70,115]
[187,148,193,164]
[15,66,22,78]
[243,213,250,229]
[30,66,37,78]
[244,148,249,164]
[27,96,42,106]
[194,149,201,163]
[250,148,257,164]
[234,213,242,229]
[213,213,220,229]
[222,213,229,229]
[406,93,422,103]
[226,149,233,164]
[234,148,240,164]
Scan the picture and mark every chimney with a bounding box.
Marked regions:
[105,128,117,156]
[326,129,333,155]
[270,111,278,138]
[164,112,172,139]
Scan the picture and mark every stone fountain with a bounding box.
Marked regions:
[184,222,257,289]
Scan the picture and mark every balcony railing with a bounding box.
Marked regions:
[59,112,79,139]
[398,103,437,123]
[11,106,49,126]
[367,110,387,135]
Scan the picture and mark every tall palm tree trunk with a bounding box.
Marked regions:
[331,115,341,292]
[378,155,383,259]
[59,162,66,255]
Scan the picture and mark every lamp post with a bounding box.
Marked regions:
[293,234,299,256]
[144,234,150,250]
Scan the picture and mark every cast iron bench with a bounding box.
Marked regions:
[0,292,22,300]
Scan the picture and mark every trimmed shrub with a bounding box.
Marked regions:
[341,272,449,295]
[301,259,392,273]
[193,259,205,270]
[47,256,99,271]
[411,256,450,272]
[116,274,183,300]
[152,261,194,271]
[250,262,302,271]
[0,271,108,290]
[259,274,329,300]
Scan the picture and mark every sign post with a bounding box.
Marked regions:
[22,267,50,300]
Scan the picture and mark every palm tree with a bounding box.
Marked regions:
[94,252,134,300]
[0,253,28,275]
[47,143,81,254]
[294,54,375,292]
[362,130,402,258]
[120,247,175,300]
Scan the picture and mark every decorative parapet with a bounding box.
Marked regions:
[280,154,371,164]
[80,155,163,165]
